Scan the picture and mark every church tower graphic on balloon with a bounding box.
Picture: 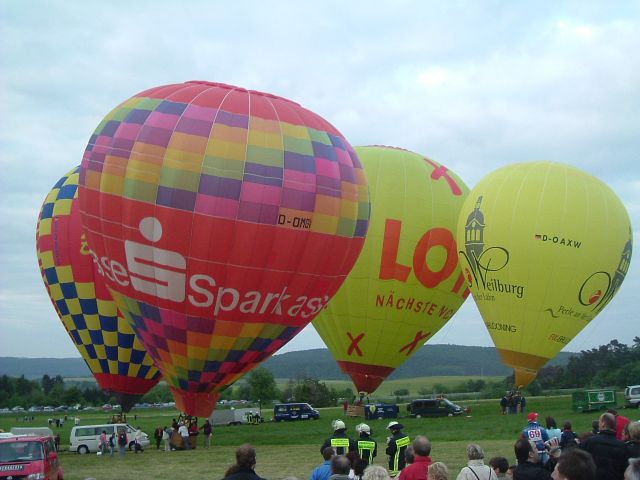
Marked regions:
[463,196,485,284]
[585,228,633,313]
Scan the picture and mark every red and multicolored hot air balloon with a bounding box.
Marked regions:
[78,81,370,416]
[313,146,470,394]
[36,167,160,411]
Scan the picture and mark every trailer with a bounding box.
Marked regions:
[209,408,261,426]
[571,389,617,412]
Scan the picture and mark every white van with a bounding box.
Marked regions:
[69,423,150,454]
[625,385,640,408]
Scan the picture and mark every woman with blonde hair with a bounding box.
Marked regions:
[428,462,449,480]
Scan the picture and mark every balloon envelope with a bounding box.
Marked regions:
[456,162,632,387]
[36,167,161,410]
[78,81,370,416]
[313,146,470,393]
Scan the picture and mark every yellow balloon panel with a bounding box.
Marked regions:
[313,146,470,393]
[456,162,632,386]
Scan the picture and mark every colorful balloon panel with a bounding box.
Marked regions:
[78,81,370,416]
[36,167,160,410]
[313,146,470,393]
[456,162,632,387]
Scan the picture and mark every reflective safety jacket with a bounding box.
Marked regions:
[386,431,410,476]
[320,431,357,456]
[357,435,377,465]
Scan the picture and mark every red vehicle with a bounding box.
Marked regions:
[0,434,63,479]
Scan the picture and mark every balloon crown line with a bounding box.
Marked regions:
[185,81,301,106]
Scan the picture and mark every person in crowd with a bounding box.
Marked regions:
[500,395,508,415]
[404,446,415,468]
[428,462,449,480]
[356,423,377,466]
[154,425,164,449]
[363,465,392,480]
[117,428,128,457]
[311,447,336,480]
[625,421,640,458]
[188,419,199,449]
[99,429,109,456]
[489,457,509,478]
[559,422,577,450]
[456,443,496,480]
[134,426,144,453]
[200,419,213,448]
[544,445,561,474]
[321,420,357,456]
[162,425,171,452]
[54,432,60,452]
[520,396,526,414]
[608,409,631,441]
[386,421,410,477]
[625,458,640,480]
[513,439,551,480]
[329,455,352,480]
[398,436,432,480]
[108,431,116,456]
[545,418,561,443]
[591,420,600,435]
[550,447,596,480]
[223,444,266,480]
[580,412,630,479]
[347,451,366,480]
[178,421,190,450]
[521,412,550,465]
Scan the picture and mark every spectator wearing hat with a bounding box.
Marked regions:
[321,420,357,456]
[386,421,410,477]
[521,412,550,465]
[356,423,377,466]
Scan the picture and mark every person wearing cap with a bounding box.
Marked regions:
[521,412,550,464]
[356,423,377,466]
[320,420,357,456]
[385,421,410,477]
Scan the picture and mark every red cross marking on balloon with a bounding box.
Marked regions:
[347,332,365,356]
[399,330,431,356]
[423,158,463,196]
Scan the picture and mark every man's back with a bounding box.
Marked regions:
[513,461,551,480]
[580,430,629,479]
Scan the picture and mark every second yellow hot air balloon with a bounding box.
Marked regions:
[456,161,632,387]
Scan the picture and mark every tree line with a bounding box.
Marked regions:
[0,338,637,409]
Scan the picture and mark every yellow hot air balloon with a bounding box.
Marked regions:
[456,161,632,387]
[313,146,470,394]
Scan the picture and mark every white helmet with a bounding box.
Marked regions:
[356,423,371,434]
[332,419,346,431]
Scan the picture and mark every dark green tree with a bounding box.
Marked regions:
[246,368,280,401]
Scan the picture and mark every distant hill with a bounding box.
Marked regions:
[0,344,574,380]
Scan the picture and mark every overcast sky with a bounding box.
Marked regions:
[1,1,638,359]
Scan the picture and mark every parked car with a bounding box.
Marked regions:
[273,403,320,421]
[69,424,149,454]
[625,385,640,408]
[407,398,464,417]
[0,433,63,479]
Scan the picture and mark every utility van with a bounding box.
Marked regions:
[0,434,63,479]
[625,385,640,408]
[273,403,320,421]
[69,423,149,454]
[407,398,464,417]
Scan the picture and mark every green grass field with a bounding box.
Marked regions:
[2,393,637,480]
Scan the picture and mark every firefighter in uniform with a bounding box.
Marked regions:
[320,419,357,456]
[355,423,377,466]
[386,421,410,477]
